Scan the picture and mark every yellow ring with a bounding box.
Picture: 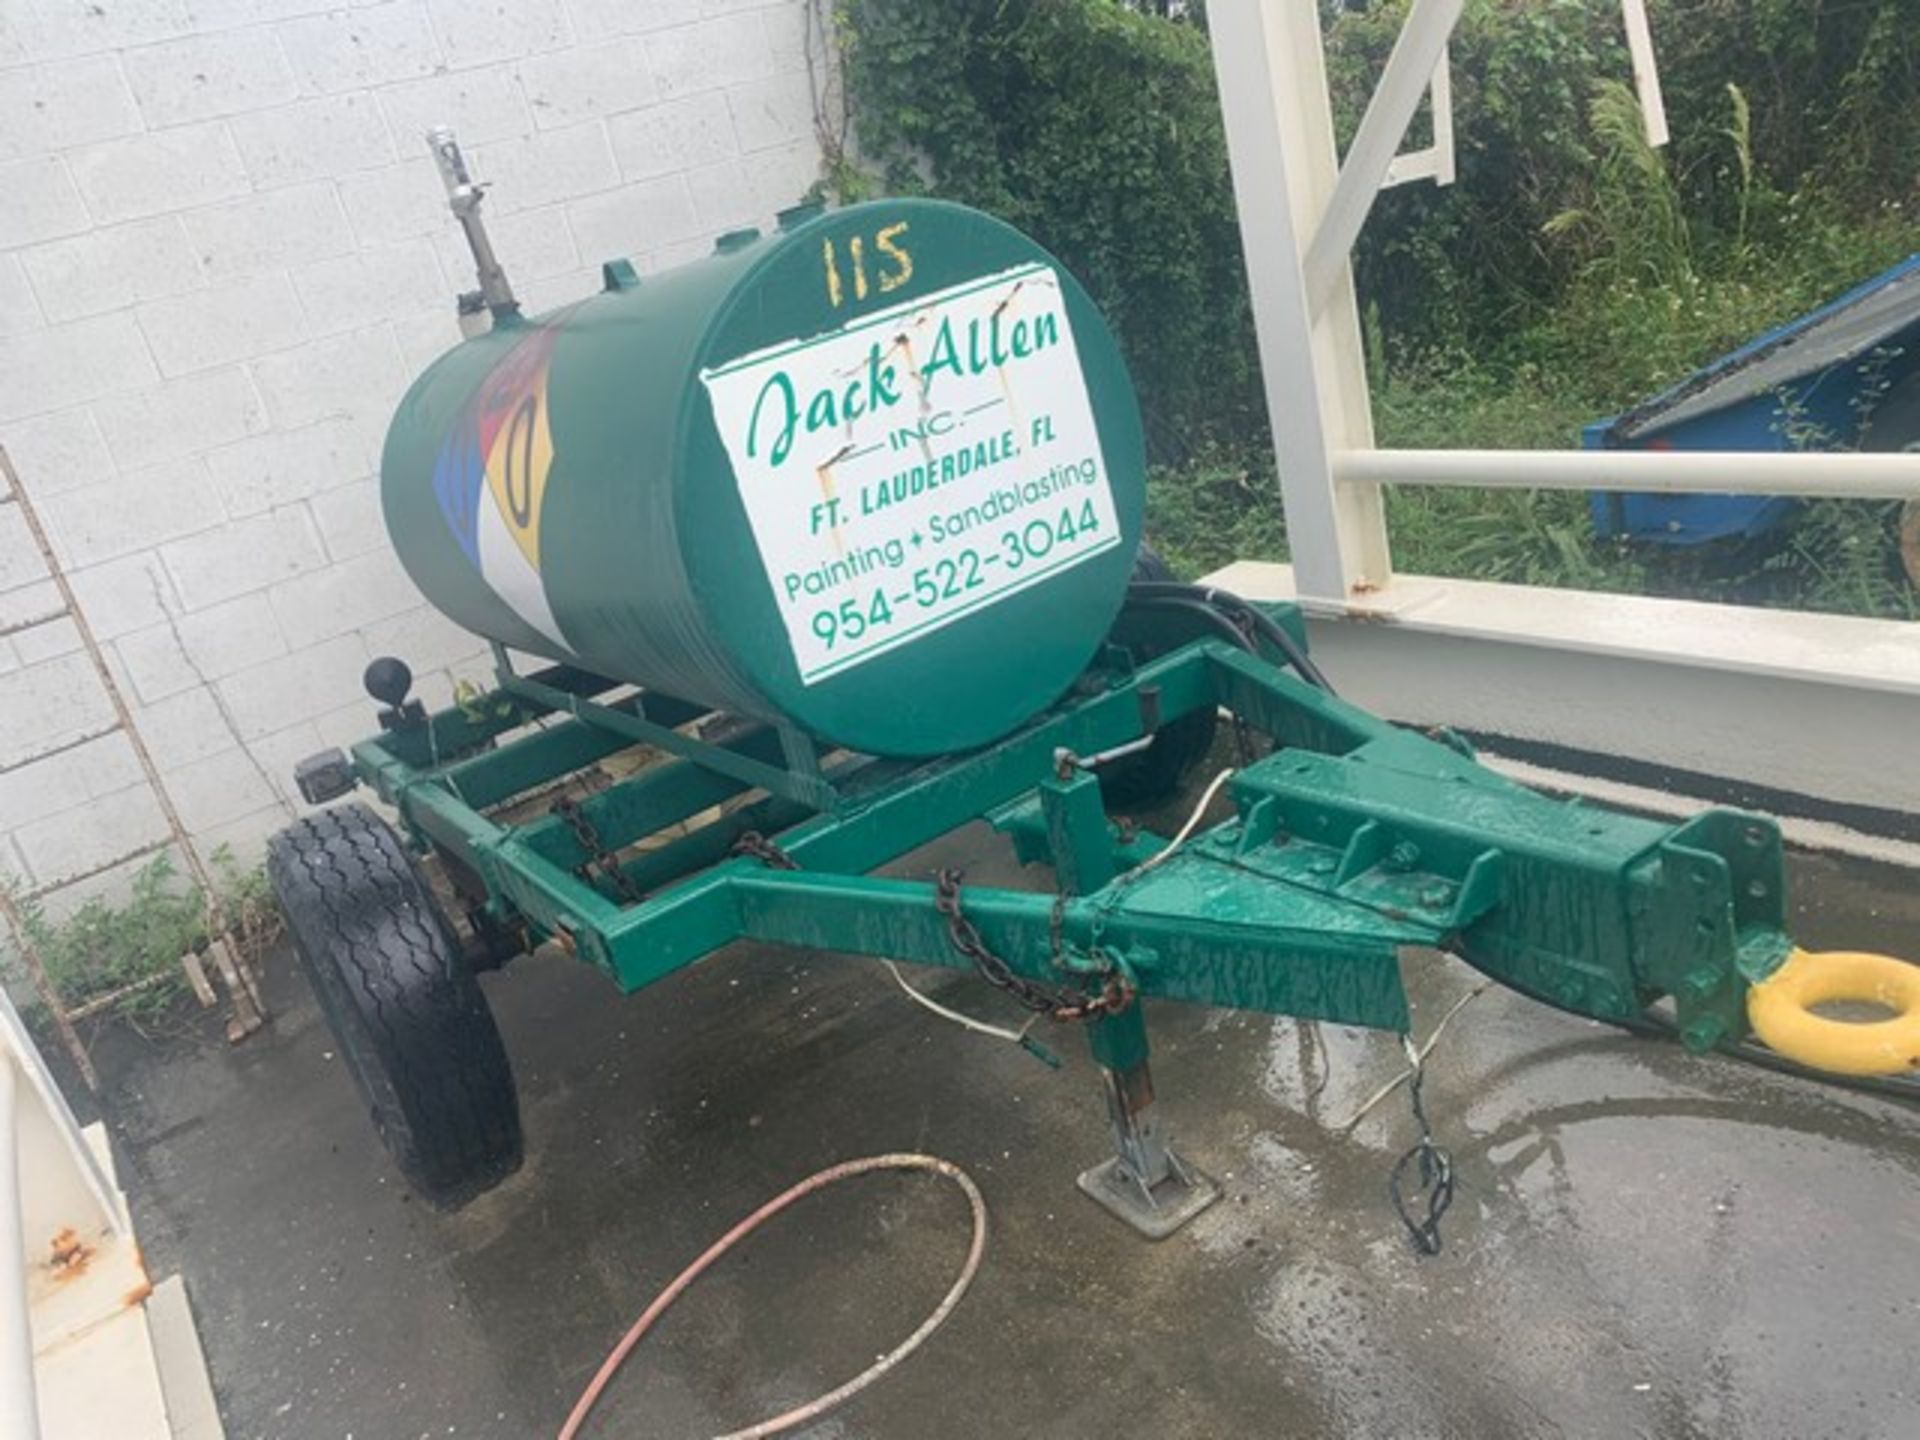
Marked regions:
[1746,948,1920,1076]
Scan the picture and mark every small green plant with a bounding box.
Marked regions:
[1544,78,1695,291]
[6,846,282,1025]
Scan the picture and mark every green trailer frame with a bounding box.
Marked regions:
[325,605,1798,1235]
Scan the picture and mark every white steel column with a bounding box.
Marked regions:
[1208,0,1391,607]
[0,1061,40,1440]
[1621,0,1670,147]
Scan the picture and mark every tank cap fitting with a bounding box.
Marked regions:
[776,200,826,232]
[714,227,761,254]
[601,258,641,293]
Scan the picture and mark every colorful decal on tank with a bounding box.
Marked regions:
[432,318,573,651]
[700,262,1119,686]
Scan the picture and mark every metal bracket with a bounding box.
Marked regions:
[1076,1062,1219,1240]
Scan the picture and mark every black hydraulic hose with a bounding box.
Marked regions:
[1125,580,1337,694]
[1119,593,1260,654]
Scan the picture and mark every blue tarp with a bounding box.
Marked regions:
[1587,254,1920,545]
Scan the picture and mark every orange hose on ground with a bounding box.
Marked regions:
[557,1153,988,1440]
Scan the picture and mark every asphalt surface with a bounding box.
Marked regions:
[88,818,1920,1439]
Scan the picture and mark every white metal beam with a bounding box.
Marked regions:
[1383,46,1456,190]
[1621,0,1670,147]
[1336,447,1920,499]
[1207,0,1391,604]
[1303,0,1464,311]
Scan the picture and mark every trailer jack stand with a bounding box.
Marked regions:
[1078,1059,1219,1238]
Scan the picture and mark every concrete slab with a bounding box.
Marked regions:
[90,827,1920,1439]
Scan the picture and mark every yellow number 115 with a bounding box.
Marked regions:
[823,222,912,307]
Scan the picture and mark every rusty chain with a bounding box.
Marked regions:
[550,794,645,906]
[727,831,1127,1023]
[937,869,1130,1023]
[730,830,800,871]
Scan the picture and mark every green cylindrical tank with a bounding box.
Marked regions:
[381,199,1146,757]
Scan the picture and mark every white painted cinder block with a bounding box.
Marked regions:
[0,651,117,769]
[217,632,372,741]
[122,29,302,128]
[647,13,777,100]
[269,547,420,650]
[295,243,450,339]
[0,409,116,498]
[0,313,159,424]
[64,552,180,641]
[567,175,703,269]
[39,458,227,570]
[0,253,40,336]
[133,685,242,775]
[7,0,190,65]
[137,273,308,375]
[0,504,45,592]
[0,156,91,248]
[309,477,388,562]
[728,70,817,154]
[276,3,443,94]
[203,417,366,517]
[515,39,658,129]
[471,123,620,214]
[161,507,328,612]
[66,125,252,226]
[608,92,738,181]
[0,731,143,828]
[172,592,290,680]
[162,747,283,834]
[113,621,203,706]
[0,0,824,883]
[94,368,268,471]
[568,0,706,41]
[337,159,450,246]
[379,66,532,151]
[0,56,144,163]
[430,205,578,288]
[231,93,397,190]
[181,181,358,282]
[10,783,170,889]
[19,216,206,324]
[249,326,407,438]
[426,0,572,71]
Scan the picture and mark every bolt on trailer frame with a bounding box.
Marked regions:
[339,611,1798,1236]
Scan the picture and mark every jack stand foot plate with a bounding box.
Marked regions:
[1076,1153,1220,1240]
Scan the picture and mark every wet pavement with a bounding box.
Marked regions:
[87,819,1920,1439]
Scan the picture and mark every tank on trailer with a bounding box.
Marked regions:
[381,198,1147,757]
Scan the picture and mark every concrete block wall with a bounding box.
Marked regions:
[0,0,826,911]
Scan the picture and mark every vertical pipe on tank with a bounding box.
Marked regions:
[427,126,519,327]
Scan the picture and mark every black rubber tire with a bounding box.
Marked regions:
[267,803,522,1210]
[1099,544,1221,810]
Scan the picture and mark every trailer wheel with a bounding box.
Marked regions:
[1099,545,1221,810]
[267,803,522,1210]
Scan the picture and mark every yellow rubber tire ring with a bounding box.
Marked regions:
[1747,948,1920,1077]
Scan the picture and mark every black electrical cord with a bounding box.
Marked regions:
[1119,591,1261,655]
[1124,580,1337,694]
[1625,1009,1920,1105]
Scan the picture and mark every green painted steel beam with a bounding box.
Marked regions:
[726,867,1420,1031]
